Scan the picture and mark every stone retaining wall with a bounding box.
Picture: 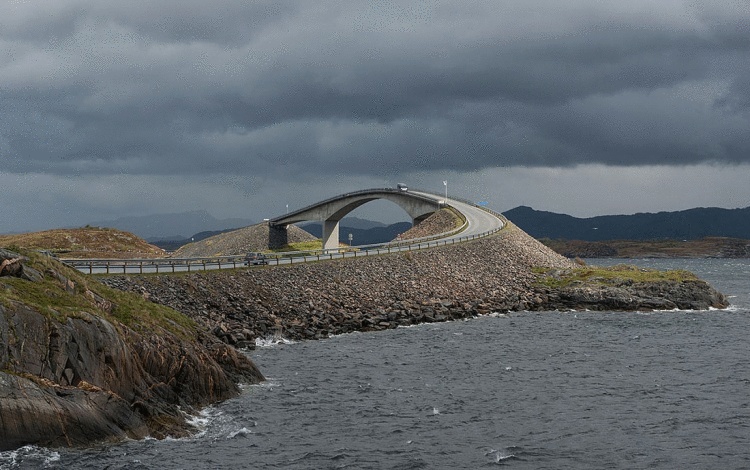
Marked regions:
[104,223,575,345]
[103,222,727,348]
[173,223,317,257]
[398,207,463,240]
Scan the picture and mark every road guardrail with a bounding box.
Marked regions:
[62,199,505,274]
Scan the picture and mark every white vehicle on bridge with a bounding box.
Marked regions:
[396,183,408,191]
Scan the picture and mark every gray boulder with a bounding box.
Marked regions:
[0,249,43,282]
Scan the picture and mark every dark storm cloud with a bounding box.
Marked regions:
[1,1,749,178]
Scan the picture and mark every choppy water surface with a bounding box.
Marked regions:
[3,259,749,469]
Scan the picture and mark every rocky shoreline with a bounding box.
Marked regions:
[0,249,264,451]
[103,224,728,346]
[1,223,728,451]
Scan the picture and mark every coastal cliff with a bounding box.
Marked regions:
[103,223,728,346]
[0,249,263,451]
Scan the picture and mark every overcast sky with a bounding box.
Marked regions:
[2,1,749,233]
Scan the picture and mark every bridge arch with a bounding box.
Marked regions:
[269,188,444,250]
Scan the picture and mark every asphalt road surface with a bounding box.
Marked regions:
[65,194,504,274]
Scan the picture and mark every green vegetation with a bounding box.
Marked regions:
[267,240,324,258]
[534,264,699,289]
[0,226,166,259]
[268,240,361,256]
[270,240,324,253]
[97,283,197,338]
[445,207,466,229]
[1,250,196,338]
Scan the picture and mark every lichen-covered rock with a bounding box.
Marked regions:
[0,249,264,451]
[0,372,148,450]
[537,280,728,311]
[0,249,42,281]
[0,301,263,450]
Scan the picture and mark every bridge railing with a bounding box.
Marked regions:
[383,206,468,248]
[62,254,250,274]
[275,223,503,264]
[409,187,509,223]
[61,193,506,274]
[61,217,502,274]
[270,187,442,224]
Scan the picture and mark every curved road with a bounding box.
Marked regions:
[411,191,504,238]
[64,192,504,274]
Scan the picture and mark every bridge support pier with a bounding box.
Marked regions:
[322,219,340,251]
[268,223,288,249]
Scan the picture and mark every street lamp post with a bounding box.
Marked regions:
[443,180,448,201]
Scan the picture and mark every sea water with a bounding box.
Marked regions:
[2,258,749,469]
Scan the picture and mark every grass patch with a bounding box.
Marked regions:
[269,240,324,252]
[534,264,698,289]
[1,249,196,338]
[0,227,165,259]
[1,276,91,322]
[267,239,359,257]
[96,283,197,338]
[444,207,466,230]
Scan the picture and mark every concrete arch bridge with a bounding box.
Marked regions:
[269,188,446,250]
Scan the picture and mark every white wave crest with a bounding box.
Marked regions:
[0,445,60,468]
[485,448,516,463]
[487,312,508,317]
[227,427,253,439]
[255,335,296,348]
[181,407,225,439]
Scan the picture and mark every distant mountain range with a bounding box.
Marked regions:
[87,210,254,240]
[301,220,412,246]
[87,205,750,251]
[503,206,750,241]
[142,216,412,251]
[311,216,391,231]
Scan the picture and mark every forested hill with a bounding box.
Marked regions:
[503,206,750,241]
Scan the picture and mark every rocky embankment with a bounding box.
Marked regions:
[102,223,728,347]
[0,249,263,451]
[173,223,317,258]
[397,208,463,240]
